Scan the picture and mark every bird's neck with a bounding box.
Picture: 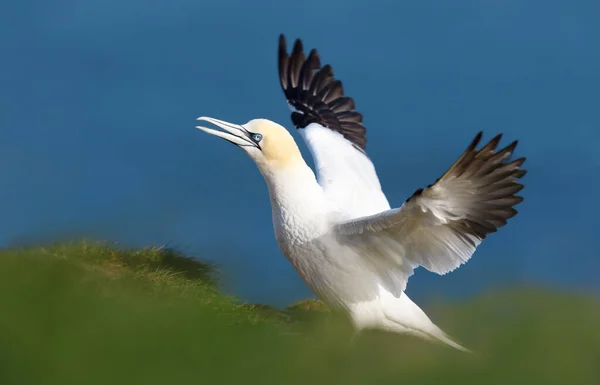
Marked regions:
[259,162,329,238]
[261,162,325,212]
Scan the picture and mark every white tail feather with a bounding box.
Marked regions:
[377,289,472,353]
[428,326,472,353]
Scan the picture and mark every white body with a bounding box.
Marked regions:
[196,35,524,352]
[196,117,524,352]
[261,128,461,349]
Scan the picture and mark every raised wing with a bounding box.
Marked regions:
[332,132,526,291]
[277,34,390,218]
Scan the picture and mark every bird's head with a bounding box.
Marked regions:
[196,117,304,171]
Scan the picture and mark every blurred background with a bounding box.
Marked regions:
[2,1,600,383]
[1,0,598,312]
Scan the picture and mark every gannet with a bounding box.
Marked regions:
[195,34,526,352]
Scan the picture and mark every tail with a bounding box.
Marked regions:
[426,325,472,353]
[379,289,473,353]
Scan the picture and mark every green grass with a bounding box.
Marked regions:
[1,241,599,385]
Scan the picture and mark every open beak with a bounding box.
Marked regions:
[196,117,256,148]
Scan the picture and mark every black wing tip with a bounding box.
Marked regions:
[405,188,424,203]
[278,34,288,58]
[515,169,527,179]
[422,131,527,239]
[466,131,484,152]
[278,33,301,50]
[471,133,526,232]
[292,38,303,55]
[276,35,368,152]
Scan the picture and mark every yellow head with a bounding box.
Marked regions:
[196,117,304,170]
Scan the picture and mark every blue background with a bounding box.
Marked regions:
[1,0,598,306]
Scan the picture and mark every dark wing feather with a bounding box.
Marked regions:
[278,34,368,152]
[405,131,526,242]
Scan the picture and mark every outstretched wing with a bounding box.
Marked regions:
[332,132,526,292]
[277,34,390,218]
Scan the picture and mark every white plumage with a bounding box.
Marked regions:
[299,123,391,218]
[195,35,526,352]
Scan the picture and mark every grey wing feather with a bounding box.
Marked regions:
[334,132,526,289]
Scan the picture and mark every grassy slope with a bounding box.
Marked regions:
[0,241,599,385]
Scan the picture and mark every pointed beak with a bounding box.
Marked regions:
[196,117,256,148]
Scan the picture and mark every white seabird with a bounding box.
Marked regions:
[195,35,526,352]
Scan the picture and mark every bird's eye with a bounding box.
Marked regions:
[252,133,263,143]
